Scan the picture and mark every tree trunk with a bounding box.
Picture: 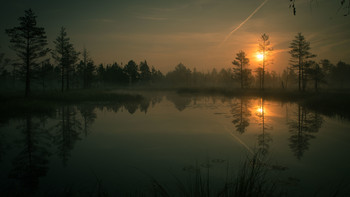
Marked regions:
[262,49,265,91]
[25,60,30,97]
[66,66,69,91]
[301,63,305,92]
[61,65,64,92]
[240,62,243,89]
[298,61,301,92]
[25,39,30,97]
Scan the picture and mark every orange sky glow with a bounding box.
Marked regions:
[1,0,350,74]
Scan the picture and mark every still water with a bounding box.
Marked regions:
[1,92,350,196]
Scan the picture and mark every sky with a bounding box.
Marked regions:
[0,0,350,73]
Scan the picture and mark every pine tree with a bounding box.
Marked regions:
[124,60,139,85]
[79,47,95,88]
[52,27,79,91]
[52,27,70,92]
[289,33,316,91]
[232,50,249,89]
[6,9,49,97]
[139,60,151,83]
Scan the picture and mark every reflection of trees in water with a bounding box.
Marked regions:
[231,97,251,134]
[101,96,162,114]
[140,98,150,113]
[166,94,192,111]
[0,126,10,163]
[78,104,97,137]
[256,98,273,156]
[53,106,82,166]
[9,114,51,196]
[287,104,323,160]
[0,114,13,162]
[151,95,163,108]
[124,102,139,114]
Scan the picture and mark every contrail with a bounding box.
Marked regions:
[224,126,254,155]
[219,0,269,47]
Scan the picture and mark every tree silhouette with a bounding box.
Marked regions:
[287,105,323,160]
[331,61,350,88]
[231,97,251,134]
[281,67,298,89]
[124,60,139,85]
[103,62,128,85]
[218,68,234,87]
[96,63,106,85]
[37,59,55,91]
[53,106,82,166]
[258,33,272,91]
[77,48,95,89]
[52,27,70,92]
[78,104,97,137]
[256,98,272,156]
[140,98,151,114]
[0,125,11,163]
[166,94,192,111]
[289,33,316,92]
[150,66,164,84]
[64,43,79,90]
[0,52,10,75]
[166,63,192,87]
[6,9,49,97]
[0,51,11,89]
[52,27,79,91]
[306,60,325,92]
[9,114,51,196]
[124,102,139,114]
[139,60,151,84]
[232,50,250,89]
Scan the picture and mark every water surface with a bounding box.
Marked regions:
[1,92,350,195]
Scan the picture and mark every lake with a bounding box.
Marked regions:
[1,92,350,196]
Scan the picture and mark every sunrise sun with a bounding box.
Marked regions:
[256,53,264,61]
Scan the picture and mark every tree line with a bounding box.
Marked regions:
[1,9,350,97]
[0,9,165,96]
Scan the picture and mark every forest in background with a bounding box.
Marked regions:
[1,9,350,97]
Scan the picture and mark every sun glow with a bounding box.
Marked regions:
[257,107,263,114]
[256,53,264,61]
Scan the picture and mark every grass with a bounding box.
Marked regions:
[1,151,349,196]
[153,153,286,197]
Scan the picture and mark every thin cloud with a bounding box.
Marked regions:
[136,16,168,21]
[219,0,269,47]
[148,4,189,12]
[272,48,290,54]
[90,18,114,23]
